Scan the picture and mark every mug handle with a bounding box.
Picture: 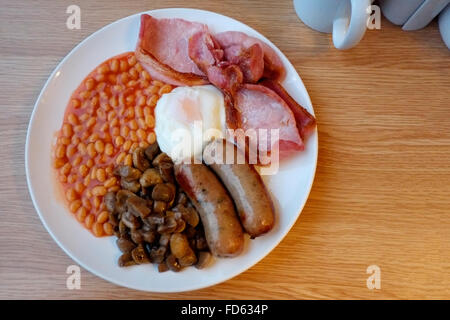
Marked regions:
[332,0,371,50]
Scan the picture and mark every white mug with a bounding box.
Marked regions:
[439,4,450,49]
[293,0,371,50]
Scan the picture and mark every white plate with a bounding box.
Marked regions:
[25,8,318,292]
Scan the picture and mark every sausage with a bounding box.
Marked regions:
[203,139,275,237]
[174,163,244,257]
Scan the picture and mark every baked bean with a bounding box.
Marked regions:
[103,176,117,188]
[89,132,99,143]
[110,96,118,107]
[147,132,156,145]
[81,197,92,211]
[68,174,77,184]
[124,154,133,167]
[87,143,97,158]
[91,96,99,108]
[103,222,114,235]
[79,164,89,177]
[97,64,109,74]
[105,143,114,156]
[75,182,85,194]
[116,151,126,165]
[76,207,87,222]
[69,200,82,213]
[152,80,163,87]
[60,163,72,176]
[72,155,82,167]
[85,214,95,229]
[123,140,132,152]
[95,140,105,154]
[85,78,95,90]
[128,55,137,66]
[129,67,139,80]
[146,95,158,107]
[110,59,119,72]
[128,119,137,131]
[115,136,124,147]
[93,196,101,209]
[68,113,79,125]
[145,114,155,128]
[59,175,68,183]
[86,158,94,168]
[62,123,73,137]
[66,188,78,202]
[54,158,66,169]
[83,175,91,187]
[159,84,172,95]
[92,186,107,196]
[129,131,138,142]
[86,117,96,128]
[97,211,109,224]
[110,119,119,130]
[92,222,103,237]
[96,168,106,182]
[80,113,89,122]
[120,126,130,138]
[130,142,139,152]
[55,144,66,159]
[108,185,120,193]
[71,99,81,109]
[120,60,128,72]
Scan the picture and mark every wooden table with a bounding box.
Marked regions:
[1,0,449,300]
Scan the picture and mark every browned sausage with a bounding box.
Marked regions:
[174,163,244,257]
[203,139,275,237]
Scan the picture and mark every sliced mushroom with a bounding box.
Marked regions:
[152,152,172,167]
[184,225,197,239]
[115,189,136,214]
[158,162,175,183]
[122,211,141,230]
[118,220,128,236]
[130,229,144,244]
[153,200,167,214]
[149,246,166,264]
[132,147,150,171]
[144,143,160,162]
[159,233,171,247]
[195,236,208,251]
[116,237,136,253]
[120,178,140,193]
[174,204,199,227]
[146,214,165,225]
[174,192,188,206]
[118,253,136,267]
[157,216,177,233]
[174,219,186,233]
[108,212,119,226]
[158,262,169,273]
[114,165,142,181]
[131,244,150,264]
[139,168,163,187]
[141,230,156,243]
[165,254,182,272]
[170,233,197,267]
[151,183,174,202]
[127,196,151,218]
[195,251,213,269]
[104,192,116,213]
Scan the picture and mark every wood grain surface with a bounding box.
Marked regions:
[0,0,449,300]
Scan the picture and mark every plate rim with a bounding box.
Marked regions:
[25,7,318,292]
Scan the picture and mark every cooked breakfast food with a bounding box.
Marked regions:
[136,14,315,160]
[174,162,245,257]
[52,13,317,271]
[203,139,275,238]
[53,52,173,236]
[104,144,213,271]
